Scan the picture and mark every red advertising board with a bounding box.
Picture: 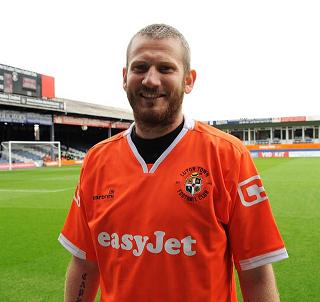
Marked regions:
[258,152,289,158]
[280,116,306,122]
[54,115,131,129]
[41,74,55,98]
[247,143,320,151]
[54,115,111,128]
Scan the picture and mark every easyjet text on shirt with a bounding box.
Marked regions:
[98,230,197,256]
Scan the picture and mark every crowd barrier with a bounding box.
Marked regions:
[247,143,320,158]
[0,159,83,170]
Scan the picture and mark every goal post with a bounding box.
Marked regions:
[0,141,61,171]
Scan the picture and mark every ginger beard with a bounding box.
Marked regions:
[126,81,185,128]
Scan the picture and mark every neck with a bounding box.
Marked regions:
[135,113,184,139]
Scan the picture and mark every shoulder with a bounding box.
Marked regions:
[89,131,126,153]
[82,131,127,168]
[191,121,247,155]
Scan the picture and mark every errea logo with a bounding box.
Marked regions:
[93,189,114,201]
[237,175,268,207]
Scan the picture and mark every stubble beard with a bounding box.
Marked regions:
[127,87,184,129]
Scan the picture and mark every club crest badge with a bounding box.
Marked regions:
[176,166,211,202]
[185,172,202,195]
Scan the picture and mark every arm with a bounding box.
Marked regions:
[238,264,280,302]
[65,255,100,302]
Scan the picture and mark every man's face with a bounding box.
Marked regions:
[123,36,195,127]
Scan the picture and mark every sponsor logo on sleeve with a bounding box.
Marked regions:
[237,175,268,207]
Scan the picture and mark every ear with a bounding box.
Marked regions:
[123,67,128,91]
[184,69,196,94]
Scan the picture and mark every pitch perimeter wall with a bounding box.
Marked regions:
[247,143,320,158]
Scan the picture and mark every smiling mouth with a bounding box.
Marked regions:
[140,92,166,100]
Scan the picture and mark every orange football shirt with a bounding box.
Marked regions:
[59,117,288,302]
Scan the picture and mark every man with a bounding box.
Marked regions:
[59,24,288,301]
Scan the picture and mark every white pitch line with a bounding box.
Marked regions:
[0,188,75,193]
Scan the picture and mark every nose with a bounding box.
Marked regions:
[142,66,161,88]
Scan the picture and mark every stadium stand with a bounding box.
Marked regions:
[0,62,133,169]
[208,116,320,158]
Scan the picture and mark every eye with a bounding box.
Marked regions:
[131,64,148,73]
[158,65,174,73]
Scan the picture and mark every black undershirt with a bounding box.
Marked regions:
[131,120,184,164]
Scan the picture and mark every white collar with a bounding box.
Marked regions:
[124,116,195,173]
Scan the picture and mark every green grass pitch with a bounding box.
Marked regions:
[0,158,319,301]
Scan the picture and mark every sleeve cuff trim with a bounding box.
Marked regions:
[58,233,86,260]
[239,247,288,271]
